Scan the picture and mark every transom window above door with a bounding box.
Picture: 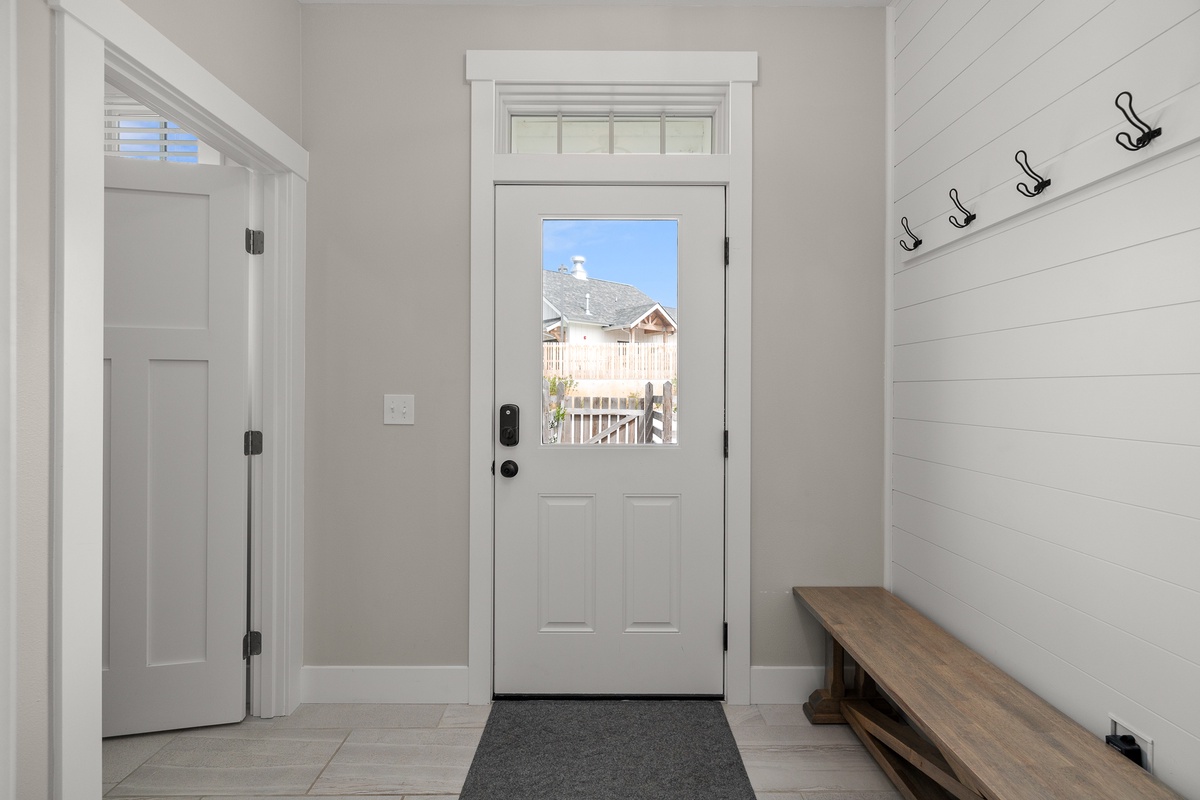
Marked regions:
[494,81,732,154]
[512,114,713,155]
[104,84,221,164]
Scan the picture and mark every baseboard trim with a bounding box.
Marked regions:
[748,666,823,705]
[298,666,469,704]
[297,665,816,706]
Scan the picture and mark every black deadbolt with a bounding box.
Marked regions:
[500,460,519,478]
[499,404,520,446]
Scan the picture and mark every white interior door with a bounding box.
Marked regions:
[494,184,726,695]
[103,158,250,737]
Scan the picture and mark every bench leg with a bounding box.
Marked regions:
[804,632,848,724]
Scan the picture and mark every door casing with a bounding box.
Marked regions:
[52,0,308,793]
[467,51,757,705]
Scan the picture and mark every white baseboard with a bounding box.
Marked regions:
[298,666,469,704]
[748,666,823,705]
[297,664,819,706]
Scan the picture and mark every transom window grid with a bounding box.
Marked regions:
[495,83,731,155]
[512,113,713,155]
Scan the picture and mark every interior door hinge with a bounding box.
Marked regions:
[724,237,730,267]
[245,228,264,256]
[243,631,262,659]
[723,622,729,651]
[724,430,729,459]
[244,430,263,456]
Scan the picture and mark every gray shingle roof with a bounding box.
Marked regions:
[542,270,676,329]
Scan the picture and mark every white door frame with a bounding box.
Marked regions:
[51,0,307,795]
[466,51,757,705]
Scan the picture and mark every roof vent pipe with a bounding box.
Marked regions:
[585,293,591,315]
[571,255,588,280]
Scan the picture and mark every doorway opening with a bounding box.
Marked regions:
[53,1,308,790]
[467,50,757,704]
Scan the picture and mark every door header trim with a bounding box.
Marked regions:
[466,50,758,84]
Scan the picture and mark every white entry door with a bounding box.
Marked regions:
[103,158,250,737]
[494,184,726,695]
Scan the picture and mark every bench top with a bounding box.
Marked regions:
[793,586,1184,800]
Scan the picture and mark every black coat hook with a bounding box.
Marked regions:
[948,188,976,229]
[1014,150,1051,197]
[899,216,922,252]
[1114,91,1162,151]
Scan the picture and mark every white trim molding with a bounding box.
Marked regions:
[299,666,469,704]
[50,0,308,793]
[53,0,307,179]
[53,15,105,797]
[466,50,758,85]
[467,49,757,706]
[305,0,892,6]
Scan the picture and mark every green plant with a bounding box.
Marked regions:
[547,374,577,397]
[544,377,574,443]
[546,403,567,443]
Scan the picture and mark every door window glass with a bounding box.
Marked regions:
[542,219,679,445]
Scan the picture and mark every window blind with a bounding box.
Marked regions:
[104,87,205,163]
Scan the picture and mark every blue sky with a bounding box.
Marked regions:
[542,219,678,308]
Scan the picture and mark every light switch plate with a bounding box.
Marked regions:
[384,394,414,425]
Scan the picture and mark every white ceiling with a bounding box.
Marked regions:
[297,0,893,6]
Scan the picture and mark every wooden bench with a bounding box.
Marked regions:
[793,586,1184,800]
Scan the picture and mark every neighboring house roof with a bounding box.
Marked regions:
[542,269,677,332]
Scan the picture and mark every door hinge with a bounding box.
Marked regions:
[723,622,729,651]
[724,237,730,266]
[243,631,262,659]
[724,430,729,459]
[244,430,263,456]
[245,228,264,256]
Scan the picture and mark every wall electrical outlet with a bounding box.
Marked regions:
[384,394,415,425]
[1109,714,1153,773]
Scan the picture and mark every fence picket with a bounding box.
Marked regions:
[544,382,677,444]
[543,342,677,381]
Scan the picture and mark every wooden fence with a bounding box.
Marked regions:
[543,342,677,381]
[544,381,675,444]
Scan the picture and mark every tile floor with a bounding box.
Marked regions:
[102,702,901,799]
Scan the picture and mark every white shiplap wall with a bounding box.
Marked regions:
[891,1,1200,797]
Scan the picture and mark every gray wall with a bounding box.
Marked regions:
[120,0,304,144]
[14,4,884,791]
[889,0,1200,795]
[13,0,303,795]
[300,3,886,669]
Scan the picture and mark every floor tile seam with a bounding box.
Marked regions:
[105,731,182,787]
[303,727,354,795]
